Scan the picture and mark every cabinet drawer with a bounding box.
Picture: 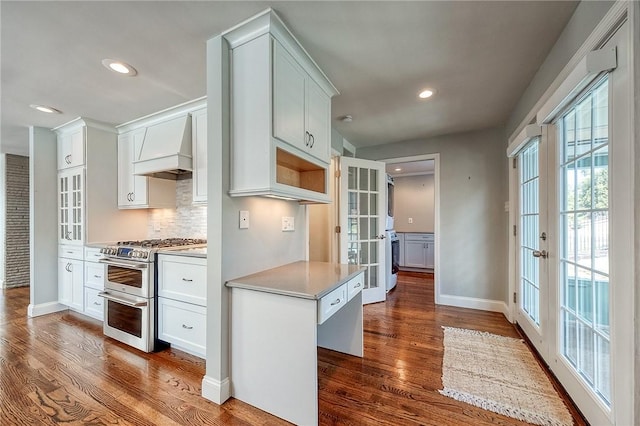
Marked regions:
[347,273,364,302]
[318,284,347,325]
[158,297,206,358]
[59,245,84,260]
[84,262,105,290]
[158,255,207,305]
[84,287,104,321]
[84,247,104,262]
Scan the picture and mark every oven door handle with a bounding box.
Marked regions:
[98,292,148,308]
[99,259,148,270]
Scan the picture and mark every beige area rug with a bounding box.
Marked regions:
[439,327,573,426]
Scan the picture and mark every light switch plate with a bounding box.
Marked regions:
[408,217,413,224]
[282,216,294,232]
[239,210,249,229]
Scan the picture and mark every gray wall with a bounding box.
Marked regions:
[29,127,58,306]
[4,154,30,288]
[358,127,508,302]
[506,0,614,136]
[394,174,435,233]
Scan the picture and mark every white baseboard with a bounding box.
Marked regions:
[202,375,231,405]
[438,294,509,319]
[27,302,68,317]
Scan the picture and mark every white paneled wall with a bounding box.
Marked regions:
[147,178,207,239]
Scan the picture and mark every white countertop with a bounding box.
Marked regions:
[226,261,366,299]
[157,246,207,258]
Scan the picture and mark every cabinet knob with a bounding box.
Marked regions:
[182,324,194,330]
[330,298,341,306]
[182,278,193,282]
[309,133,315,148]
[305,131,310,147]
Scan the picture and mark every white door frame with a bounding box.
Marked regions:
[379,153,440,303]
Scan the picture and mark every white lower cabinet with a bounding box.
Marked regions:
[157,254,207,357]
[83,246,105,321]
[84,287,104,320]
[158,297,206,357]
[403,233,434,269]
[58,256,83,312]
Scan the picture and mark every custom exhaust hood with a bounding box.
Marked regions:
[133,115,192,180]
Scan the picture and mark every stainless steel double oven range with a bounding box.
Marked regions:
[98,238,206,352]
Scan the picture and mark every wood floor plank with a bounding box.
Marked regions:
[1,273,586,425]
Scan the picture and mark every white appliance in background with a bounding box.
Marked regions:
[385,230,399,292]
[386,174,394,231]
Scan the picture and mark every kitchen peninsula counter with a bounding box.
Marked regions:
[226,261,364,299]
[226,261,366,426]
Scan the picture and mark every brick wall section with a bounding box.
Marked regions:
[147,178,207,239]
[5,154,30,288]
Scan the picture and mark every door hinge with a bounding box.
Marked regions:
[512,158,517,169]
[335,225,341,233]
[513,292,517,303]
[513,225,517,236]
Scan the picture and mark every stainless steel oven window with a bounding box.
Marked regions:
[107,300,143,338]
[107,265,143,288]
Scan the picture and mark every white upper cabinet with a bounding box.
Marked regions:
[118,129,149,207]
[57,167,84,245]
[117,128,176,209]
[273,41,331,164]
[57,127,85,170]
[191,107,207,204]
[224,10,339,203]
[273,43,306,152]
[305,77,331,162]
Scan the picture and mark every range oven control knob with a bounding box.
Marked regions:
[142,252,148,259]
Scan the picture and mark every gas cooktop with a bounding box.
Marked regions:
[101,238,207,260]
[116,238,207,248]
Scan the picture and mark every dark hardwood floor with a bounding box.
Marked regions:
[0,273,586,425]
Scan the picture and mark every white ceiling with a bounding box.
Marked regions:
[386,160,434,177]
[1,1,578,155]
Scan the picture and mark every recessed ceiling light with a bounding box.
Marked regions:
[418,89,435,99]
[102,59,137,76]
[30,104,61,114]
[340,115,353,123]
[394,168,402,172]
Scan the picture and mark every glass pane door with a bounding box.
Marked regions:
[340,157,386,304]
[520,139,541,325]
[516,134,548,356]
[558,77,610,405]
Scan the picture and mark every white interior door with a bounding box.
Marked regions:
[516,134,549,357]
[339,157,386,304]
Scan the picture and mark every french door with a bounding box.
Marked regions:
[516,134,548,357]
[514,18,632,425]
[339,157,386,304]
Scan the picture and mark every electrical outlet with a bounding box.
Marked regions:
[239,210,249,229]
[282,216,295,232]
[153,222,161,232]
[408,217,413,224]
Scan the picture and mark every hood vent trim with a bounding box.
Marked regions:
[133,115,193,180]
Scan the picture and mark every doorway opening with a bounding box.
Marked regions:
[380,154,440,303]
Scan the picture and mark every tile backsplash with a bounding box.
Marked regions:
[147,178,207,239]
